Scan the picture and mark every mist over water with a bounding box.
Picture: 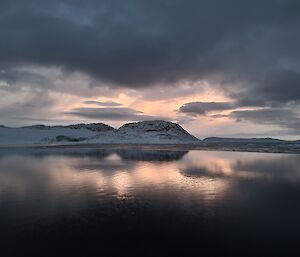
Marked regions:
[0,148,300,257]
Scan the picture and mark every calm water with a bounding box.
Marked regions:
[0,147,300,257]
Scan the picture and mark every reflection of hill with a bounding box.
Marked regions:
[0,148,188,162]
[180,167,224,178]
[116,149,188,161]
[0,148,113,160]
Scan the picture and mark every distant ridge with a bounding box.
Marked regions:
[201,136,300,154]
[203,137,289,143]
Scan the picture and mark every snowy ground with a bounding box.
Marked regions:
[0,120,201,146]
[0,127,99,146]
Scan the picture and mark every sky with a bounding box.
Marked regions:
[0,0,300,139]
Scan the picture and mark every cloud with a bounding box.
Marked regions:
[179,102,235,116]
[83,100,123,107]
[0,66,122,98]
[231,70,300,107]
[0,88,57,124]
[1,0,300,137]
[65,107,168,121]
[0,0,300,100]
[230,108,300,131]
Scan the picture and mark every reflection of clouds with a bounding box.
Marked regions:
[0,149,232,208]
[115,161,231,203]
[72,155,136,174]
[132,162,180,186]
[180,151,234,176]
[232,154,300,181]
[0,155,108,221]
[111,172,133,198]
[1,148,300,221]
[179,151,300,180]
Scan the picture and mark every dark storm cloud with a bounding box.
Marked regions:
[231,70,300,107]
[65,107,167,121]
[230,109,300,131]
[1,0,300,105]
[0,68,51,90]
[179,102,235,116]
[83,101,123,107]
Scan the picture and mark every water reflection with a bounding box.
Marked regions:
[1,149,300,210]
[1,148,300,256]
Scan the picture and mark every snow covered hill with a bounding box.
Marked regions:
[114,120,200,144]
[0,120,201,146]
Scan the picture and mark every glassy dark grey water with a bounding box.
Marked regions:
[0,147,300,257]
